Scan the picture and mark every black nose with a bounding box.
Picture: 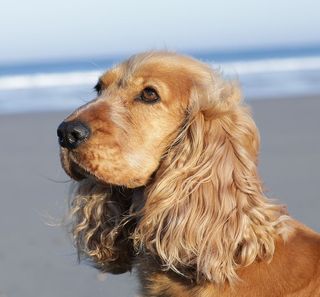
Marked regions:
[57,120,91,149]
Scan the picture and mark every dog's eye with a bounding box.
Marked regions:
[94,81,103,96]
[139,87,160,103]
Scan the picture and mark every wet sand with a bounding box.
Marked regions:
[0,96,319,296]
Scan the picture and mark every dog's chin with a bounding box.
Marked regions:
[60,149,153,188]
[70,159,111,186]
[68,159,89,181]
[67,160,147,189]
[60,149,101,184]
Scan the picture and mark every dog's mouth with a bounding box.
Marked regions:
[60,148,103,183]
[68,158,88,180]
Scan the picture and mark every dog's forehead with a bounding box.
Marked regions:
[102,62,196,95]
[99,52,216,91]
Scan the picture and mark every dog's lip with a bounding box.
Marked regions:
[64,156,85,181]
[68,153,107,184]
[68,154,92,180]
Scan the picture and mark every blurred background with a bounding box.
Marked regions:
[0,0,319,296]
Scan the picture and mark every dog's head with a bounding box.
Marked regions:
[58,52,238,188]
[58,52,289,283]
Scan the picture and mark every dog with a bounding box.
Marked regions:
[57,52,320,296]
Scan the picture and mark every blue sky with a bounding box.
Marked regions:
[1,0,319,64]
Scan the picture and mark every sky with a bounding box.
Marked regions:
[0,0,320,64]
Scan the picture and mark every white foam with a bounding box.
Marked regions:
[1,56,320,91]
[0,70,102,91]
[216,56,320,75]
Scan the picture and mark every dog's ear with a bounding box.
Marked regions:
[68,180,134,274]
[134,79,289,283]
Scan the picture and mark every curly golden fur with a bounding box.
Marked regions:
[59,52,320,297]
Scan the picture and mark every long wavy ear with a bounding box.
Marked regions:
[68,179,135,274]
[134,77,290,283]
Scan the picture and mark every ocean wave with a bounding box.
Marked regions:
[218,56,320,75]
[1,56,320,91]
[0,70,101,91]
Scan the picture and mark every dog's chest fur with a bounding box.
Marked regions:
[136,224,320,297]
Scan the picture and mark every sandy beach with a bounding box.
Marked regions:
[0,96,319,297]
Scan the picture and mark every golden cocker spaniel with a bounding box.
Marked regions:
[57,52,320,297]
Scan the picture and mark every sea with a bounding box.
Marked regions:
[1,45,320,114]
